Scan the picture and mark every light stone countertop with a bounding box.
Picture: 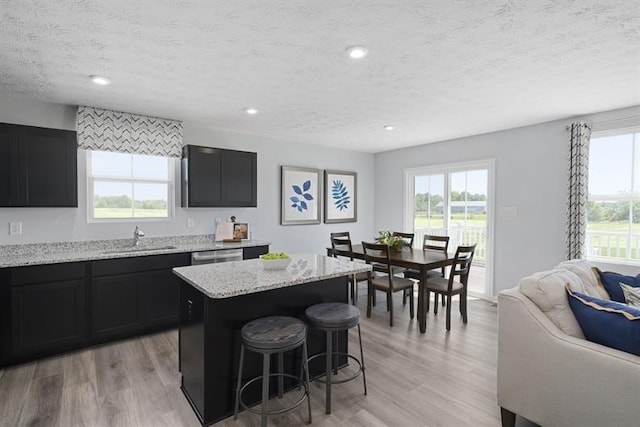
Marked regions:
[0,235,270,268]
[172,254,372,299]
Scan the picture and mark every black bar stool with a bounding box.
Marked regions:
[305,302,367,414]
[233,316,312,426]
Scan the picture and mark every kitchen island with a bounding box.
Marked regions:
[172,254,371,426]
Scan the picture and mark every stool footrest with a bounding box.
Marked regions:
[308,352,364,385]
[238,373,310,416]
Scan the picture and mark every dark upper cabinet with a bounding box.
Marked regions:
[18,125,78,207]
[0,124,18,205]
[222,150,257,206]
[0,122,77,207]
[182,145,223,207]
[182,145,257,207]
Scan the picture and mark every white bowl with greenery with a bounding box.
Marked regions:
[260,253,291,270]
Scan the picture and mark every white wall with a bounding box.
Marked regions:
[3,96,638,284]
[0,97,375,255]
[374,105,640,296]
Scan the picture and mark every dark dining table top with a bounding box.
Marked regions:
[348,244,451,271]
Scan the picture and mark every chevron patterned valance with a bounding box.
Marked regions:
[77,106,183,158]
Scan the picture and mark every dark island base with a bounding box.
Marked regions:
[179,276,349,426]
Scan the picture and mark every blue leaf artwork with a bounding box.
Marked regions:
[290,180,314,212]
[331,180,350,211]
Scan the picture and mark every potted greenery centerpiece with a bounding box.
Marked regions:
[376,229,405,252]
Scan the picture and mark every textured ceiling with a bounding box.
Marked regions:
[1,0,639,153]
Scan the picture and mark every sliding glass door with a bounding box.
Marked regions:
[404,160,494,298]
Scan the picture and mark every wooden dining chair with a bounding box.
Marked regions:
[330,232,368,304]
[391,231,414,248]
[389,231,414,277]
[403,234,450,306]
[361,241,415,327]
[424,243,476,331]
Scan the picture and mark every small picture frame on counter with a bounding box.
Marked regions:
[233,223,250,240]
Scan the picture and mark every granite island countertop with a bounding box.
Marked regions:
[0,235,270,268]
[172,253,372,299]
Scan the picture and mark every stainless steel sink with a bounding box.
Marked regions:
[102,245,177,254]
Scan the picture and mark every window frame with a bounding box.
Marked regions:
[403,159,496,299]
[86,150,175,223]
[586,128,640,265]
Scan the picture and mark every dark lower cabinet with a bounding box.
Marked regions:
[144,270,181,325]
[6,262,87,363]
[0,247,269,368]
[11,279,86,357]
[242,245,269,260]
[92,268,184,341]
[92,273,144,340]
[91,253,190,343]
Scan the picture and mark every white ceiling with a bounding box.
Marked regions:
[1,1,639,153]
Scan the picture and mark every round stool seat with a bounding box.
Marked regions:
[305,302,360,330]
[241,316,306,351]
[235,316,312,426]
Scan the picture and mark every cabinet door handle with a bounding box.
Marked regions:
[187,299,193,319]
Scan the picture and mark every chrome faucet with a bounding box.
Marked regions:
[133,226,145,246]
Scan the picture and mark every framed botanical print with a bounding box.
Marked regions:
[324,170,357,223]
[281,166,322,225]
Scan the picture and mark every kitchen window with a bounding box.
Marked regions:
[586,129,640,264]
[87,150,174,221]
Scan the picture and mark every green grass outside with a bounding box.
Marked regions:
[414,213,485,228]
[587,222,640,232]
[94,208,168,218]
[414,212,640,232]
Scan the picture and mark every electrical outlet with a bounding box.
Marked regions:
[9,222,22,235]
[187,217,195,228]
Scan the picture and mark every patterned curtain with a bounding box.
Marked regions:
[566,121,591,260]
[76,106,183,158]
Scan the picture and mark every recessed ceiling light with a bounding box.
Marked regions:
[346,46,368,59]
[90,75,111,85]
[244,107,258,115]
[384,125,395,131]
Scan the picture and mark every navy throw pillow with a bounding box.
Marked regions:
[594,268,640,303]
[566,285,640,356]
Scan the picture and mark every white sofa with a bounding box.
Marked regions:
[497,260,640,427]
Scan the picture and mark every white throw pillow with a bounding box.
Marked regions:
[519,267,586,338]
[557,259,610,300]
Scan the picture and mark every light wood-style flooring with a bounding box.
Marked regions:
[0,289,536,427]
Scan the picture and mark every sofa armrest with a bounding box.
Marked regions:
[497,288,639,427]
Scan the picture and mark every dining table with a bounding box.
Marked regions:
[327,244,452,333]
